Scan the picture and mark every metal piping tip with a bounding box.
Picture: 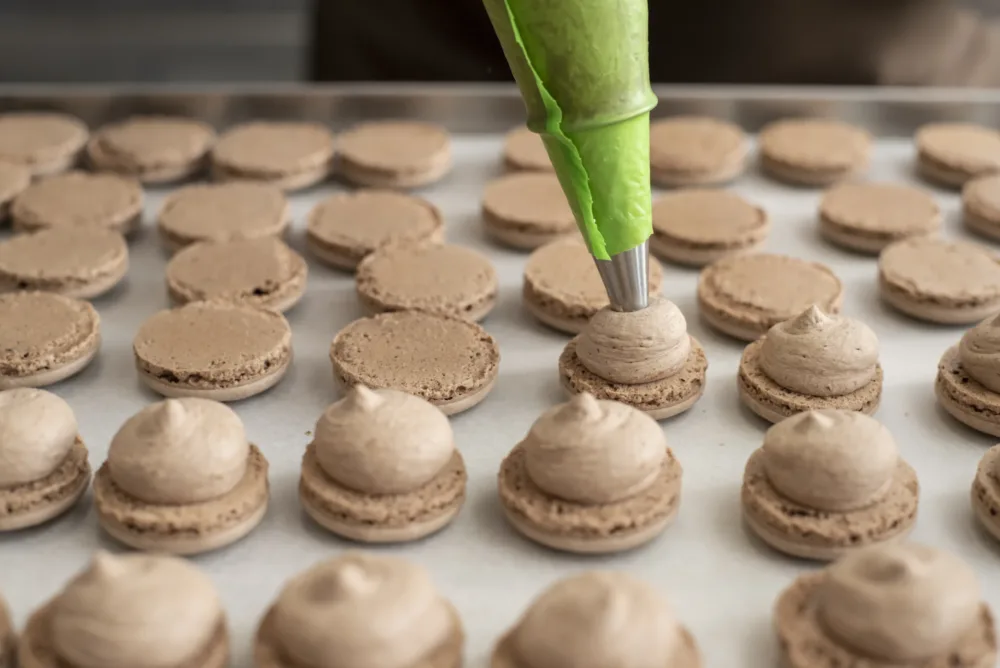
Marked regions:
[594,240,649,312]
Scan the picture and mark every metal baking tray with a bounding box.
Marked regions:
[0,84,998,668]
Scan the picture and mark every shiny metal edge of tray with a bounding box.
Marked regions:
[0,83,998,135]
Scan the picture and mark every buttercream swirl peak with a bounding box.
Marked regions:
[759,305,879,397]
[344,384,384,412]
[762,410,897,512]
[817,543,981,662]
[558,392,604,422]
[510,571,681,668]
[959,314,1000,393]
[271,552,453,668]
[576,297,691,384]
[0,388,77,487]
[313,387,453,494]
[522,396,666,505]
[50,551,222,668]
[108,397,249,506]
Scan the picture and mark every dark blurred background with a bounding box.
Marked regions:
[0,0,997,84]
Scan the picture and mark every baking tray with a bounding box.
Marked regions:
[0,85,999,668]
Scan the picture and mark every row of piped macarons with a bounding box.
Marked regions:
[2,541,996,668]
[3,380,999,561]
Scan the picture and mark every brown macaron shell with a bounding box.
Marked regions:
[299,444,467,544]
[330,311,500,416]
[972,444,1000,542]
[936,345,1000,437]
[818,182,941,254]
[775,573,997,668]
[356,242,498,321]
[0,437,90,532]
[502,126,552,172]
[211,121,334,191]
[523,239,665,334]
[558,337,708,420]
[306,190,444,271]
[88,116,216,183]
[650,189,769,267]
[0,227,128,299]
[11,171,143,236]
[19,602,230,668]
[649,116,747,187]
[0,112,88,177]
[759,118,871,186]
[157,182,290,253]
[166,237,307,313]
[0,161,31,221]
[336,121,451,189]
[697,253,844,341]
[916,122,1000,188]
[497,444,682,554]
[963,174,1000,241]
[93,445,269,555]
[742,449,917,560]
[481,172,576,250]
[0,292,101,389]
[878,238,1000,325]
[0,593,12,667]
[738,339,883,424]
[133,302,292,402]
[523,238,664,335]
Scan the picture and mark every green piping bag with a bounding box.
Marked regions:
[482,0,657,261]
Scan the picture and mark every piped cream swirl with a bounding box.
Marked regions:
[313,385,454,494]
[0,388,77,487]
[50,551,222,668]
[509,571,681,668]
[817,543,981,662]
[959,313,1000,393]
[759,305,879,397]
[576,297,690,384]
[271,551,454,668]
[108,398,249,505]
[522,393,665,504]
[762,409,897,511]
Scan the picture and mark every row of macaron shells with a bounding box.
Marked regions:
[5,336,1000,560]
[1,542,995,667]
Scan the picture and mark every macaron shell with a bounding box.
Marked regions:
[916,122,1000,188]
[0,112,88,177]
[336,121,452,189]
[133,303,292,402]
[649,116,747,187]
[0,437,90,532]
[305,190,444,271]
[481,172,576,250]
[93,445,269,555]
[558,336,707,420]
[165,238,307,313]
[522,238,665,335]
[329,311,500,415]
[502,126,553,172]
[818,182,941,254]
[697,253,843,341]
[0,292,101,390]
[737,339,883,425]
[299,444,466,544]
[355,243,498,321]
[210,121,334,191]
[11,171,143,236]
[0,227,129,299]
[774,573,996,668]
[972,445,1000,543]
[497,444,682,554]
[741,448,918,561]
[759,118,871,186]
[18,603,230,668]
[936,345,1000,437]
[878,238,1000,325]
[87,116,216,184]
